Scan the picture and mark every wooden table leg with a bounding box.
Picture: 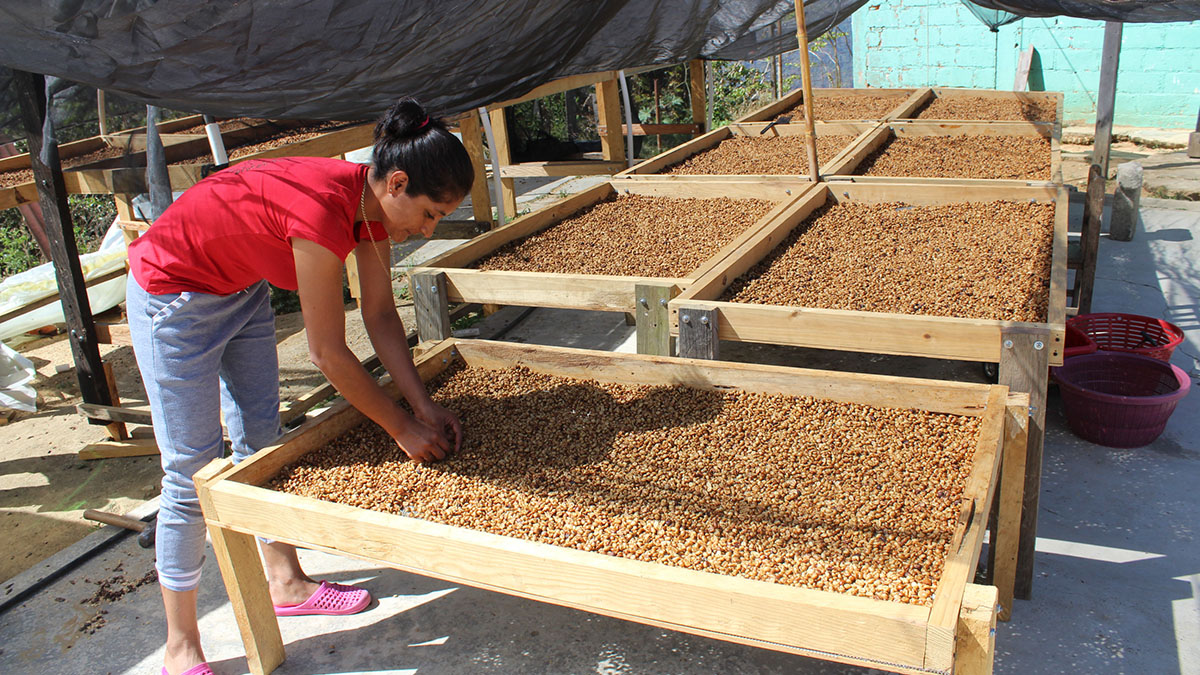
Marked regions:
[994,397,1029,620]
[998,328,1049,601]
[956,584,999,675]
[197,460,284,675]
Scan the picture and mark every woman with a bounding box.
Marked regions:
[127,98,473,675]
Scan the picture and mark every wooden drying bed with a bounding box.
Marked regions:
[737,87,918,123]
[409,179,807,355]
[196,339,1024,674]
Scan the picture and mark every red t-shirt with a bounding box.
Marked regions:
[128,157,387,295]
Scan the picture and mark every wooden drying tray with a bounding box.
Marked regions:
[670,180,1068,365]
[822,120,1063,186]
[65,120,374,197]
[408,179,810,355]
[195,338,1024,675]
[0,131,203,210]
[895,88,1064,126]
[737,86,921,124]
[613,121,878,180]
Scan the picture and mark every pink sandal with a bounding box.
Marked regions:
[162,664,215,675]
[274,580,371,617]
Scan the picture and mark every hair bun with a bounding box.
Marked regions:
[375,97,430,142]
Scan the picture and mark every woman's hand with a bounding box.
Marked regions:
[392,418,452,463]
[414,400,462,454]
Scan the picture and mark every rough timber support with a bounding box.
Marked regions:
[676,306,719,360]
[997,327,1050,601]
[634,283,675,356]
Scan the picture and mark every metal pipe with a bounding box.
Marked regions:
[478,106,506,227]
[202,114,229,166]
[618,70,635,167]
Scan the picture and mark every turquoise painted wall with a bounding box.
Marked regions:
[852,1,1200,128]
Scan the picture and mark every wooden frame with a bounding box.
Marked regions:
[196,339,1016,675]
[614,121,879,180]
[737,86,919,124]
[896,88,1064,126]
[823,120,1062,185]
[408,179,812,355]
[671,180,1066,603]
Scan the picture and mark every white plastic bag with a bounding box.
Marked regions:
[0,341,37,411]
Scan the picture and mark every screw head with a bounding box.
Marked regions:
[1003,339,1014,349]
[639,297,648,308]
[682,314,691,323]
[700,316,709,325]
[1034,340,1045,350]
[430,284,437,293]
[659,298,668,307]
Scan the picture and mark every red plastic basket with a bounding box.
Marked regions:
[1067,313,1184,362]
[1052,352,1190,448]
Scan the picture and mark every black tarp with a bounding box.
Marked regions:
[0,1,864,121]
[1,0,1197,123]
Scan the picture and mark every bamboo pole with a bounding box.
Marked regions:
[794,1,820,181]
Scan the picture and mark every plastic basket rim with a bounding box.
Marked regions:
[1052,352,1191,406]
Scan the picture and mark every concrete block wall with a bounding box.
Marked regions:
[852,1,1200,128]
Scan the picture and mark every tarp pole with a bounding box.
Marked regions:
[1092,21,1122,179]
[96,91,108,135]
[13,70,113,409]
[795,1,821,181]
[478,106,507,227]
[202,115,229,166]
[618,70,635,168]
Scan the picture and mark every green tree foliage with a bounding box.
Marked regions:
[0,195,117,277]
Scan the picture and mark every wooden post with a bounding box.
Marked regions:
[96,90,108,135]
[458,114,494,228]
[794,1,821,181]
[101,360,129,441]
[596,79,626,166]
[1076,163,1104,314]
[1093,22,1123,178]
[955,584,998,675]
[345,250,362,303]
[677,306,719,360]
[998,328,1049,600]
[487,109,517,219]
[412,271,452,343]
[635,283,674,357]
[994,399,1029,620]
[13,70,113,409]
[196,460,285,675]
[688,60,706,137]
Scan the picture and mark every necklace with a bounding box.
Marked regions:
[359,179,392,277]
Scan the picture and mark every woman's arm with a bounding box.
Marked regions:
[354,237,462,452]
[292,238,450,461]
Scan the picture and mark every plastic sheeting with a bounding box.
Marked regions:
[0,0,861,122]
[961,1,1023,30]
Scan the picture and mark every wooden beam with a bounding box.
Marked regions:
[794,2,821,182]
[688,60,707,137]
[955,584,999,675]
[596,79,626,165]
[635,283,675,356]
[677,306,719,360]
[13,70,113,409]
[1093,22,1123,178]
[621,123,702,136]
[994,396,1030,620]
[458,113,494,227]
[77,403,153,425]
[998,328,1050,601]
[78,438,159,460]
[1076,164,1104,314]
[498,160,625,178]
[487,109,518,219]
[413,271,452,343]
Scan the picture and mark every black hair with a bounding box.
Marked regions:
[372,97,473,203]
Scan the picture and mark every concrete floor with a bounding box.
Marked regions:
[2,197,1197,675]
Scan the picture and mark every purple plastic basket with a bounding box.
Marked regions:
[1052,352,1190,448]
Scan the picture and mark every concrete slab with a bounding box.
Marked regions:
[1062,126,1192,150]
[1138,152,1200,201]
[2,200,1197,675]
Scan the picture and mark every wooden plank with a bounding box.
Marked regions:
[100,360,128,440]
[437,269,689,312]
[196,459,285,675]
[487,108,518,219]
[78,438,159,460]
[635,283,675,356]
[1047,186,1070,367]
[616,126,730,176]
[458,113,493,226]
[452,340,994,417]
[1093,23,1123,178]
[94,322,132,346]
[890,87,933,120]
[499,160,626,178]
[413,271,451,343]
[677,306,719,359]
[487,70,618,111]
[595,79,626,165]
[735,87,805,123]
[204,479,933,670]
[823,123,891,176]
[995,396,1030,621]
[77,402,153,425]
[233,123,373,163]
[688,60,707,136]
[955,584,999,675]
[622,123,702,136]
[889,121,1053,138]
[997,328,1050,601]
[1076,164,1104,314]
[925,385,1006,671]
[279,354,383,426]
